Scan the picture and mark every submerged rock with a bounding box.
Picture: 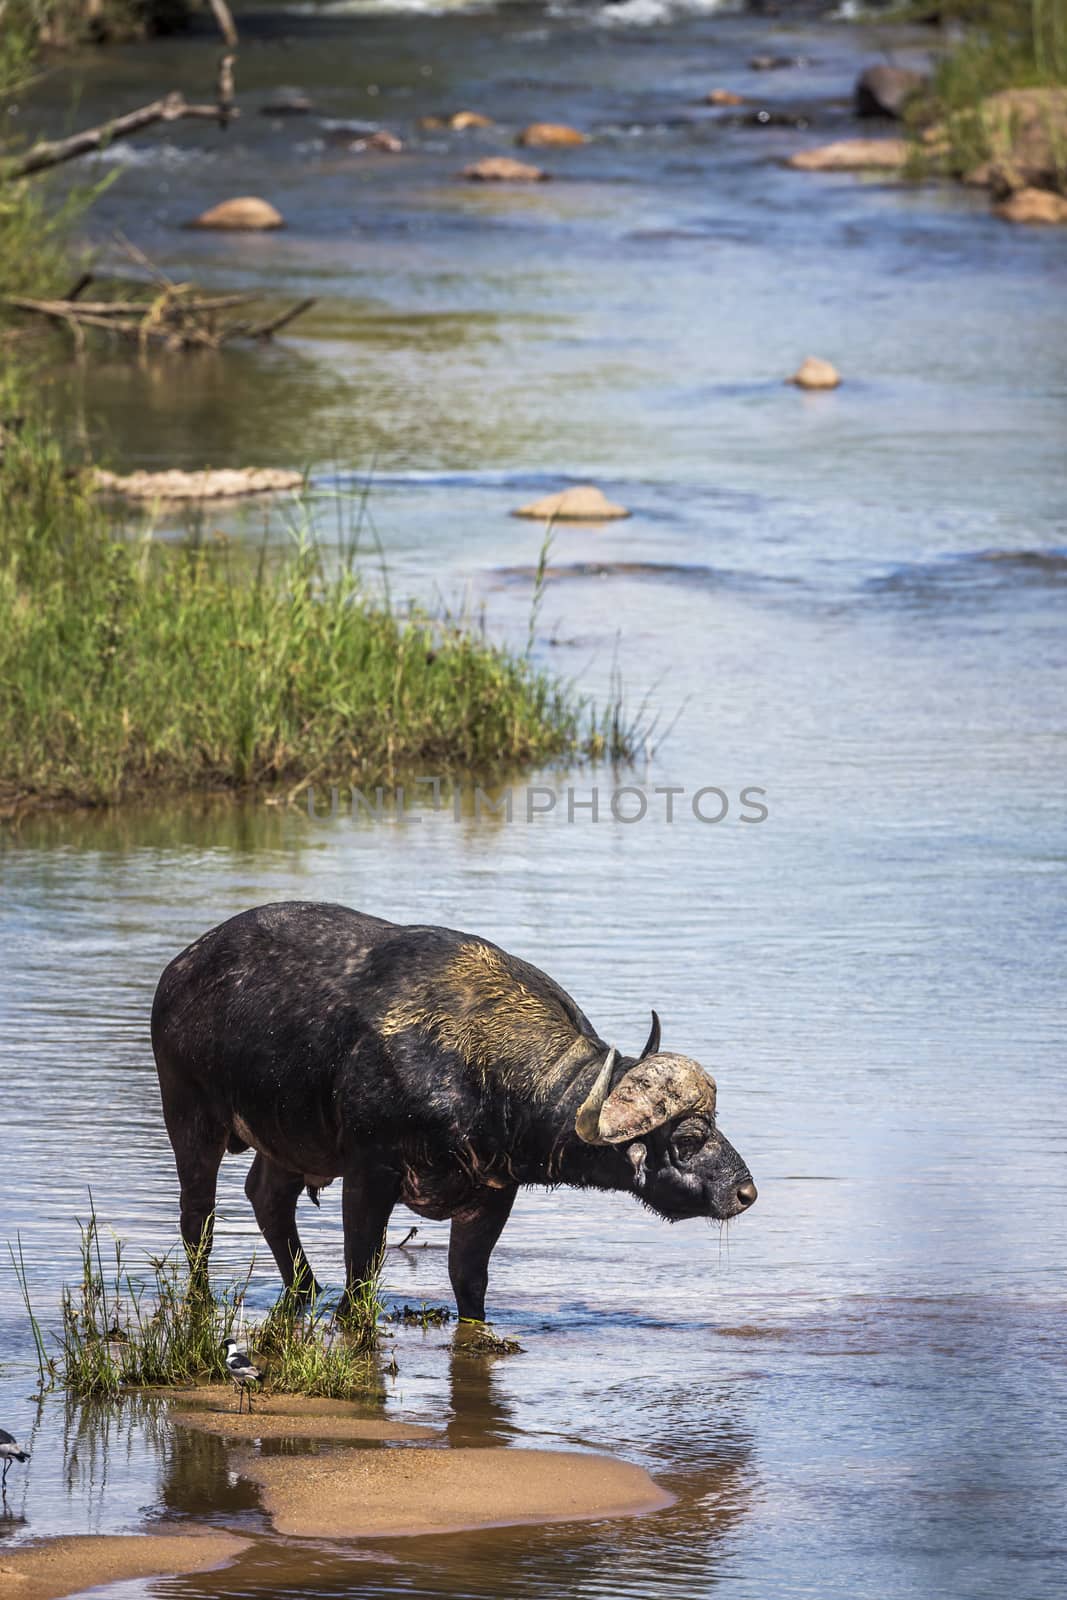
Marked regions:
[518,122,587,147]
[463,156,548,182]
[363,129,405,153]
[93,468,303,501]
[787,138,908,171]
[854,65,926,120]
[705,88,746,106]
[190,197,285,231]
[787,357,841,391]
[743,108,812,129]
[513,485,630,522]
[260,93,314,117]
[994,187,1067,225]
[750,55,809,71]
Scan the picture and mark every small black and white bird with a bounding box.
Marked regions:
[0,1429,30,1493]
[221,1338,261,1413]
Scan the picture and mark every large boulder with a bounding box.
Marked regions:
[855,65,926,120]
[967,87,1067,195]
[463,157,548,182]
[994,187,1067,224]
[518,122,587,147]
[788,138,909,172]
[191,197,284,231]
[513,485,629,522]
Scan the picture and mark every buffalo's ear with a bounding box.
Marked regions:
[596,1054,716,1144]
[640,1010,661,1059]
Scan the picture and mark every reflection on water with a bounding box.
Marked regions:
[4,3,1066,1599]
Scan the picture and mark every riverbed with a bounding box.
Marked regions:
[2,2,1065,1597]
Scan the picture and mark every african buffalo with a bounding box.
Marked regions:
[152,902,756,1320]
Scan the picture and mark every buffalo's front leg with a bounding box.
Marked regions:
[448,1185,517,1322]
[244,1153,321,1298]
[341,1160,400,1315]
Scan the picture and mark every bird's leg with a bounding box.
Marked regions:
[247,1385,254,1414]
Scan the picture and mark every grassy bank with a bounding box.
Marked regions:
[0,10,634,818]
[5,0,194,49]
[906,1,1067,183]
[925,0,1067,107]
[0,430,629,813]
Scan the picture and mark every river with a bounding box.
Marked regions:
[2,2,1065,1597]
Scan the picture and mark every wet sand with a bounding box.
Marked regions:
[171,1401,438,1452]
[0,1531,249,1600]
[241,1445,673,1538]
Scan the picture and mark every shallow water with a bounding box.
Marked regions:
[3,3,1066,1598]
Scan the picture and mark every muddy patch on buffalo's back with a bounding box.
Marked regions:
[239,1445,672,1538]
[0,1531,249,1600]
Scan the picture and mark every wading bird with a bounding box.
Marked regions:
[0,1429,29,1494]
[221,1338,261,1413]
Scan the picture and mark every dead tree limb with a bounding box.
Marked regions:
[249,298,317,340]
[2,53,239,182]
[207,0,239,49]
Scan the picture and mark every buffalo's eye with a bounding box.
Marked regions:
[671,1117,709,1162]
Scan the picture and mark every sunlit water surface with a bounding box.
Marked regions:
[2,3,1066,1597]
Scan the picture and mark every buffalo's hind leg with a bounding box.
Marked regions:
[340,1159,400,1321]
[245,1153,322,1299]
[448,1185,517,1322]
[156,1075,227,1288]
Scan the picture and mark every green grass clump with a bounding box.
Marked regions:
[0,413,633,812]
[256,1267,381,1400]
[10,1200,383,1402]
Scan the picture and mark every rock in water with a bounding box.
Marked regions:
[705,89,746,106]
[512,486,630,522]
[994,187,1067,225]
[787,138,908,171]
[260,93,314,117]
[854,65,925,120]
[787,357,841,391]
[518,122,587,147]
[463,157,548,182]
[421,110,494,131]
[191,198,285,231]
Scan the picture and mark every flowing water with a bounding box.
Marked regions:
[2,3,1066,1597]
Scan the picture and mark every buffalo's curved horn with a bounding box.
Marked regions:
[574,1046,618,1144]
[640,1010,661,1060]
[585,1054,717,1145]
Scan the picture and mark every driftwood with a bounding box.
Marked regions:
[4,246,315,353]
[1,54,238,182]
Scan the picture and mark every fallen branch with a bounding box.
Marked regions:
[2,284,314,353]
[2,55,238,182]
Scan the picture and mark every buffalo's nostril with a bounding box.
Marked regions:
[735,1180,757,1209]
